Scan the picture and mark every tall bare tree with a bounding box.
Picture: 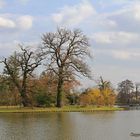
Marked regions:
[41,28,91,107]
[1,46,42,107]
[134,82,140,103]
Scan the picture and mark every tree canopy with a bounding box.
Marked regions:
[1,46,42,106]
[40,28,92,107]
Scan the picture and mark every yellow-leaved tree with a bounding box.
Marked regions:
[79,77,116,106]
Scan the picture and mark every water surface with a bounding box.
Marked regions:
[0,111,140,140]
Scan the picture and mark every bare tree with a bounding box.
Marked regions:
[134,82,140,103]
[98,76,111,91]
[1,46,42,107]
[41,28,92,107]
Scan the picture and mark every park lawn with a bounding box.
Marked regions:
[0,106,124,113]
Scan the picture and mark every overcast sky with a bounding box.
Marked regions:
[0,0,140,88]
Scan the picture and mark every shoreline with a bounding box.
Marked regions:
[0,106,124,113]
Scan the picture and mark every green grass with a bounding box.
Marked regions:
[0,106,124,113]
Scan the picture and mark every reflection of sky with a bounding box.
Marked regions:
[0,0,140,87]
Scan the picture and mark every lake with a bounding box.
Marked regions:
[0,111,140,140]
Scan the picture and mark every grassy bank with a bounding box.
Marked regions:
[0,106,124,113]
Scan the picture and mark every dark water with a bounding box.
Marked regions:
[0,111,140,140]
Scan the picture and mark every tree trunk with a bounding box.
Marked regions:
[56,77,63,108]
[21,90,31,107]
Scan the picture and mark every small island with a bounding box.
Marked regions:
[0,28,139,112]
